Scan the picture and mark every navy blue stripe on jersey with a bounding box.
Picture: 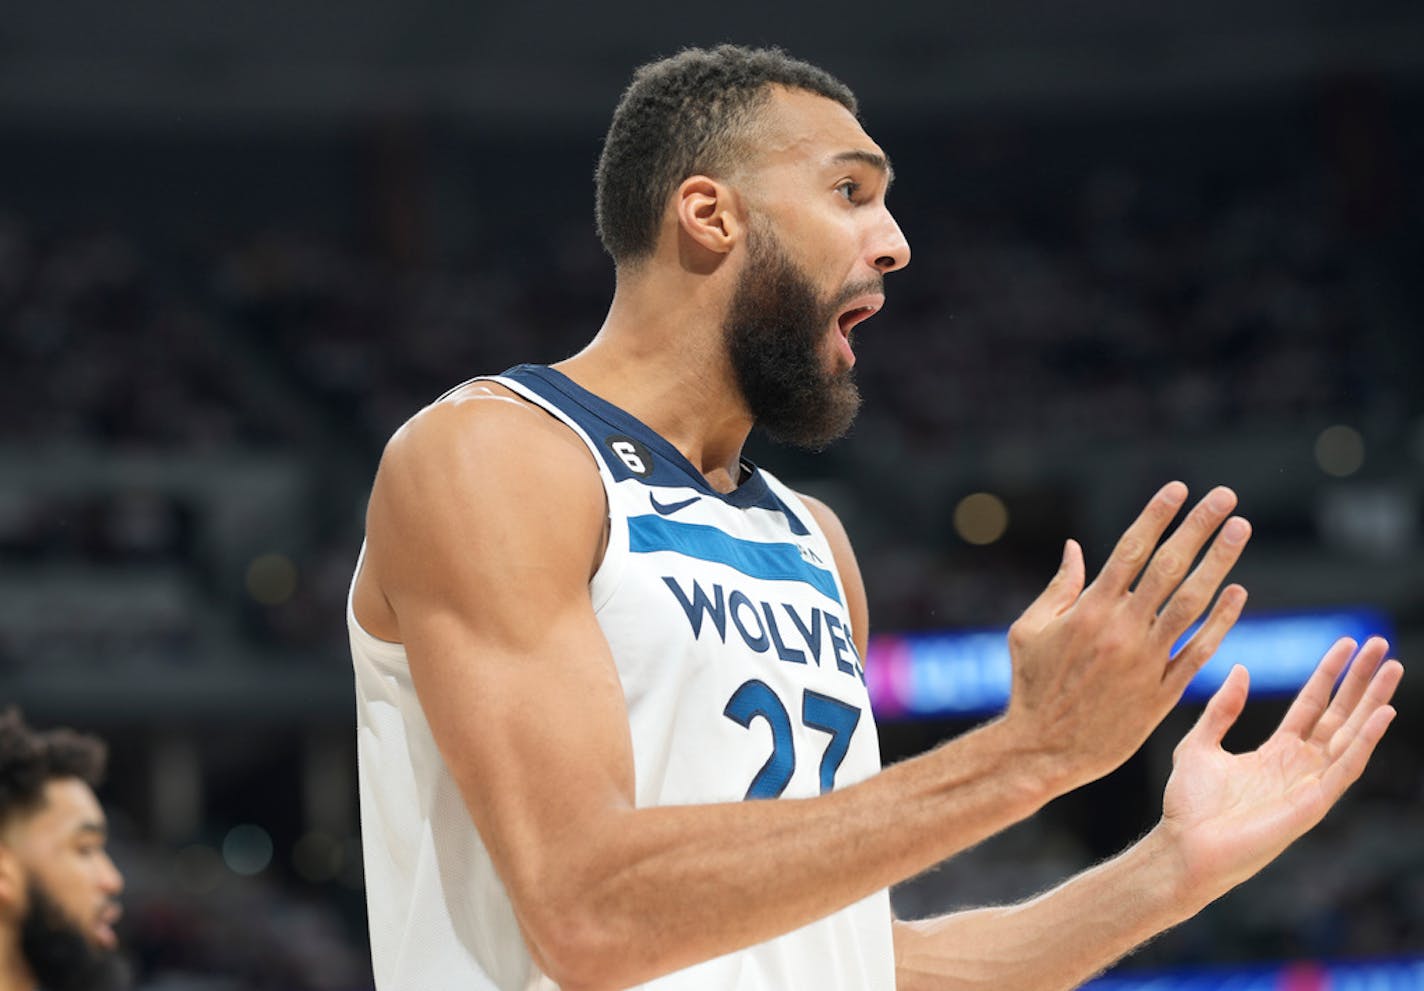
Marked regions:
[627,514,841,603]
[501,364,811,536]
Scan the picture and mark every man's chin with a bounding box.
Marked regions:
[758,377,861,451]
[29,944,129,991]
[20,887,130,991]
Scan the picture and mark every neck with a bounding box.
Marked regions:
[554,264,752,493]
[0,929,36,991]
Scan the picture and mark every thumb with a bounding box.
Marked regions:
[1020,539,1085,626]
[1036,538,1076,615]
[1186,664,1250,750]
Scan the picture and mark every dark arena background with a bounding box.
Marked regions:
[3,2,1422,987]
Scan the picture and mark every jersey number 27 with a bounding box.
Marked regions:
[723,679,861,799]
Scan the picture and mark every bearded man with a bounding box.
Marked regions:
[0,708,126,991]
[348,44,1401,991]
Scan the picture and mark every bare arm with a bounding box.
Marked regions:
[804,493,1401,991]
[890,642,1400,991]
[362,395,1249,991]
[803,494,1189,989]
[893,834,1182,991]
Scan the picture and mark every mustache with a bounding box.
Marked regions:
[827,276,885,313]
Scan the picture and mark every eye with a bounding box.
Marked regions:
[835,180,861,202]
[74,837,107,858]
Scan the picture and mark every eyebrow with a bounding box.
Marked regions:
[77,820,108,838]
[831,150,895,189]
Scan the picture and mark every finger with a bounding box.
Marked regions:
[1152,515,1251,643]
[1055,539,1085,617]
[1310,637,1389,746]
[1086,482,1189,599]
[1133,487,1240,615]
[1181,663,1250,751]
[1277,638,1357,740]
[1327,658,1404,760]
[1017,539,1085,628]
[1319,704,1397,804]
[1161,584,1248,697]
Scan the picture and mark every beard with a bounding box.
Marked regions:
[725,220,879,451]
[19,881,129,991]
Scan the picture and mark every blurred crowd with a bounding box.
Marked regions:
[2,92,1420,985]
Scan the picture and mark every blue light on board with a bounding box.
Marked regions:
[1084,957,1424,990]
[865,608,1392,720]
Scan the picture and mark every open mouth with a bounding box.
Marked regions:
[834,295,885,343]
[95,904,122,948]
[830,297,883,368]
[837,305,878,337]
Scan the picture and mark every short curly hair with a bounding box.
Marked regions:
[595,44,858,264]
[0,707,106,830]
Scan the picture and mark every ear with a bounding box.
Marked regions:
[674,175,745,259]
[0,843,25,919]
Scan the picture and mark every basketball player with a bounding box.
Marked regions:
[0,708,126,991]
[349,46,1402,990]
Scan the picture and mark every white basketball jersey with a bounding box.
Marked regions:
[350,365,894,990]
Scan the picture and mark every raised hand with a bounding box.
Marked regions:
[1004,482,1252,790]
[1159,637,1402,908]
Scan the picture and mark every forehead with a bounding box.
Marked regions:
[11,779,104,848]
[748,86,884,173]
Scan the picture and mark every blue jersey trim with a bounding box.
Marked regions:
[627,514,841,604]
[500,364,811,535]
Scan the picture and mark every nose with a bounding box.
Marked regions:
[99,852,124,895]
[867,208,910,274]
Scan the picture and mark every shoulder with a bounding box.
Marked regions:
[381,379,594,483]
[795,491,853,552]
[365,380,608,604]
[372,380,605,526]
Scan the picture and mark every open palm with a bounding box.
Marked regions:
[1159,636,1402,906]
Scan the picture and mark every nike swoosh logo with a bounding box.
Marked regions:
[649,492,700,516]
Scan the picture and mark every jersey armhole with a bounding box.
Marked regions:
[761,476,858,641]
[477,375,629,614]
[347,541,408,656]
